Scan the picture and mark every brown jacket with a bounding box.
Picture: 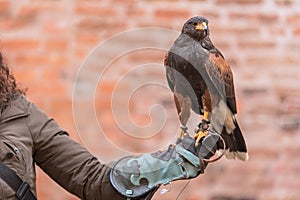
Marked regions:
[0,95,127,199]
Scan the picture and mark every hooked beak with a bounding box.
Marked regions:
[195,22,208,31]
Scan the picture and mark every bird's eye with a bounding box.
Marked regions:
[192,22,198,26]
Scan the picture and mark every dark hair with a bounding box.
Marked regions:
[0,52,26,111]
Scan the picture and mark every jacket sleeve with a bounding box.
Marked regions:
[28,102,126,200]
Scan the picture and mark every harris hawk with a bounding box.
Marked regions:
[164,16,248,161]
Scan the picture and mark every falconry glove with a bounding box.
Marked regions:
[110,132,219,199]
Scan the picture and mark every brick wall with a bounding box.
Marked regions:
[1,0,300,199]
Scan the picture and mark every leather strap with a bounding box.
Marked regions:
[0,162,37,200]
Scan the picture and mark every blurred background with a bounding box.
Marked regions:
[1,0,300,199]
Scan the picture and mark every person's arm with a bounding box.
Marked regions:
[28,102,124,199]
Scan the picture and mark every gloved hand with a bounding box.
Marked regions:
[110,132,220,199]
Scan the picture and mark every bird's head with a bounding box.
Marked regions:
[182,16,209,41]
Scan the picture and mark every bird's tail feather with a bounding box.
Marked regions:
[218,120,249,161]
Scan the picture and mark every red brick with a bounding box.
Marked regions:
[269,27,285,37]
[238,40,276,49]
[110,0,136,3]
[45,39,69,51]
[211,39,230,50]
[275,0,294,6]
[286,14,300,25]
[41,20,69,35]
[136,20,174,29]
[230,12,279,24]
[249,146,280,160]
[287,41,300,51]
[246,55,300,66]
[28,84,67,98]
[0,18,21,29]
[211,25,259,36]
[97,81,116,94]
[95,96,112,110]
[74,48,90,60]
[200,11,220,20]
[127,49,165,63]
[41,69,65,82]
[28,2,64,14]
[0,17,39,30]
[15,54,68,68]
[145,0,188,1]
[75,34,100,46]
[76,17,126,32]
[15,54,47,67]
[46,98,73,121]
[75,4,117,17]
[0,1,10,16]
[278,176,300,191]
[46,55,69,67]
[252,176,275,190]
[126,5,145,17]
[154,8,190,20]
[17,4,39,19]
[2,39,40,51]
[13,69,38,84]
[76,0,101,2]
[282,96,300,114]
[216,0,263,5]
[293,28,300,36]
[283,146,300,160]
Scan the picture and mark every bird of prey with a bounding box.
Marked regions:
[164,16,248,161]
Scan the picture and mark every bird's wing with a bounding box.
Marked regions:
[164,53,175,92]
[205,53,237,114]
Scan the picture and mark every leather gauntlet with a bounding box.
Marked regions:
[110,133,219,199]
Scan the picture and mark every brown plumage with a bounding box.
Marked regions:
[164,16,248,160]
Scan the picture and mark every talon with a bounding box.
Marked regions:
[194,130,208,147]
